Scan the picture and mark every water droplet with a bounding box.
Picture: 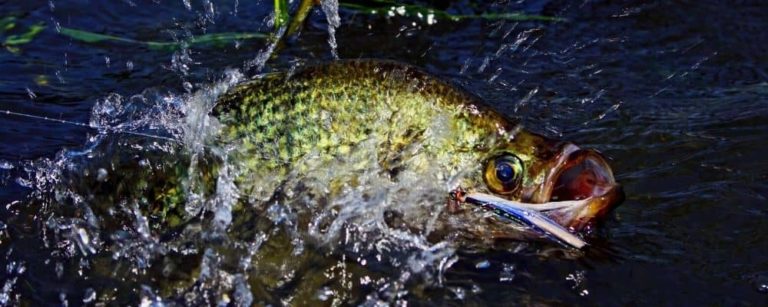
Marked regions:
[54,262,64,279]
[0,161,13,170]
[758,283,768,293]
[499,263,516,282]
[138,286,162,307]
[55,70,65,84]
[450,286,466,300]
[82,288,96,303]
[460,58,472,75]
[203,0,216,24]
[475,260,490,269]
[74,227,96,255]
[126,61,134,71]
[566,270,588,296]
[426,13,436,25]
[220,294,230,305]
[15,177,32,188]
[25,88,36,100]
[96,168,108,182]
[51,18,61,32]
[233,274,253,306]
[316,287,334,301]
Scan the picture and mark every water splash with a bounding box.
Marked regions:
[244,26,285,74]
[1,3,603,304]
[13,61,470,303]
[0,260,25,305]
[321,0,341,59]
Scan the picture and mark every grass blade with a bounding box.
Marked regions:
[59,27,266,51]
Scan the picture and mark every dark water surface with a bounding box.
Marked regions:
[1,0,767,305]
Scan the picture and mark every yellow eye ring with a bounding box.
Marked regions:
[483,154,524,194]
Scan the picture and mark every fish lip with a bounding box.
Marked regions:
[536,145,618,203]
[538,146,623,229]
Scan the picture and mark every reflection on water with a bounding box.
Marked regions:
[0,0,767,305]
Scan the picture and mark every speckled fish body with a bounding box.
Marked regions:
[213,60,623,237]
[215,60,511,202]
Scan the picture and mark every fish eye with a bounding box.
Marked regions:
[484,154,524,194]
[496,163,515,182]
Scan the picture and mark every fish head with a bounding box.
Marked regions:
[451,127,624,234]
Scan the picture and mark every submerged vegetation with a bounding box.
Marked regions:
[1,1,562,53]
[339,0,566,22]
[58,28,267,51]
[0,16,45,53]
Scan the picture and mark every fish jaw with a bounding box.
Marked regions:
[551,183,624,231]
[538,146,623,230]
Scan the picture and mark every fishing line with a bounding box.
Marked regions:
[1,109,183,143]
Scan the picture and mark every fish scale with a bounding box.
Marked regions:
[213,60,505,202]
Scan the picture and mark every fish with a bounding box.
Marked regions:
[16,59,624,302]
[211,59,624,247]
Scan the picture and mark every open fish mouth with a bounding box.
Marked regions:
[546,146,620,203]
[543,147,624,228]
[453,145,624,249]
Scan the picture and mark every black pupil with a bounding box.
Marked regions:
[495,162,515,182]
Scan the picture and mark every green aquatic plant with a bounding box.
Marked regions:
[0,14,267,52]
[57,0,301,53]
[259,0,564,58]
[3,1,562,55]
[286,0,318,36]
[0,16,16,33]
[3,23,45,45]
[274,0,291,29]
[339,0,566,22]
[58,27,266,51]
[1,16,46,53]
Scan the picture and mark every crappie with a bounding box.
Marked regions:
[213,59,623,243]
[17,60,624,303]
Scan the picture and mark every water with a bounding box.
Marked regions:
[1,0,767,305]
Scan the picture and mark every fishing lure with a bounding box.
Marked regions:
[451,189,587,249]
